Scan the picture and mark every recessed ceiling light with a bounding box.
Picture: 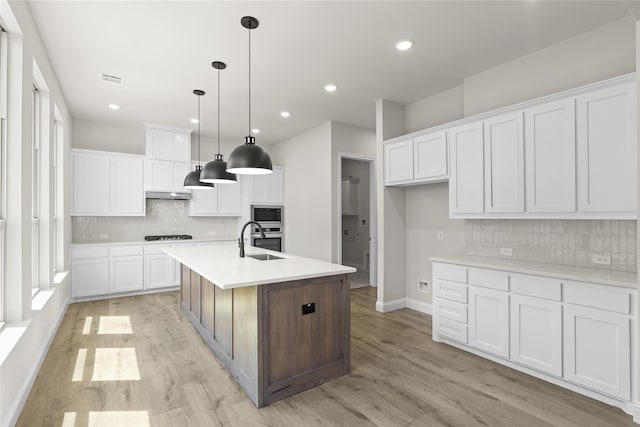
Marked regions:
[280,111,290,118]
[395,40,413,51]
[108,104,120,110]
[252,128,260,134]
[190,118,199,124]
[324,84,337,93]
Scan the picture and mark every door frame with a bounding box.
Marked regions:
[337,153,377,287]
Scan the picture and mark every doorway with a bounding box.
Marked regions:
[339,154,376,289]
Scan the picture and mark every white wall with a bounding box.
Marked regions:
[405,85,464,133]
[270,122,332,261]
[0,1,73,426]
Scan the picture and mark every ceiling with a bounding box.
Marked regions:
[27,1,634,145]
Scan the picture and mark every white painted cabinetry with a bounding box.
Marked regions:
[72,149,145,216]
[189,167,242,216]
[468,286,509,358]
[109,245,144,293]
[577,81,637,215]
[384,130,448,186]
[449,122,484,214]
[144,124,192,192]
[250,166,284,204]
[71,247,109,298]
[383,139,413,185]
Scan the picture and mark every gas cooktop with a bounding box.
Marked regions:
[144,235,193,241]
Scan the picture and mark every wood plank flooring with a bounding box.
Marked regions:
[17,287,635,426]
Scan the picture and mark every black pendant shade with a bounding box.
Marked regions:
[184,89,214,190]
[200,61,237,184]
[226,16,273,176]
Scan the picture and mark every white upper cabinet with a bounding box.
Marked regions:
[384,130,448,186]
[384,139,413,185]
[250,166,284,205]
[218,181,242,215]
[144,124,192,192]
[72,149,145,216]
[577,81,637,217]
[524,98,576,213]
[484,112,524,213]
[449,121,484,214]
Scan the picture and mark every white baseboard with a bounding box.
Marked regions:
[633,403,640,424]
[375,298,432,315]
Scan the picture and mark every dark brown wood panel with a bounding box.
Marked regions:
[214,286,233,357]
[190,270,201,321]
[181,265,191,308]
[201,278,215,335]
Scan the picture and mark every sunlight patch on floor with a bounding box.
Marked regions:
[72,348,88,381]
[62,412,76,427]
[91,347,140,381]
[88,410,150,427]
[98,316,132,334]
[82,316,93,335]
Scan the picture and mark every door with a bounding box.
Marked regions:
[524,99,576,213]
[110,256,144,293]
[72,257,109,298]
[413,130,448,181]
[218,181,242,215]
[468,286,509,358]
[384,138,413,185]
[563,305,631,400]
[110,155,144,215]
[144,254,175,289]
[449,121,484,214]
[510,294,562,377]
[484,112,524,213]
[189,187,219,215]
[577,81,637,214]
[72,151,110,215]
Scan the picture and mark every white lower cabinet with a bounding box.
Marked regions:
[72,256,109,298]
[144,254,175,290]
[110,255,144,293]
[468,287,509,358]
[510,294,562,377]
[563,305,631,400]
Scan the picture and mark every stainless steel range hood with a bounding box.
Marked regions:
[145,191,192,200]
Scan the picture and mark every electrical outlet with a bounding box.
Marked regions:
[500,247,513,256]
[208,231,216,236]
[418,280,430,293]
[99,233,109,240]
[437,230,444,240]
[591,254,612,265]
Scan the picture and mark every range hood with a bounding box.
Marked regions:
[145,191,192,200]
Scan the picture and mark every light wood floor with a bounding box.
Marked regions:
[17,287,635,427]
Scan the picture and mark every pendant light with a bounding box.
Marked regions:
[226,16,273,175]
[184,89,215,189]
[200,61,237,184]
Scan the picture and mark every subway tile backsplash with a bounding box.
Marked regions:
[465,219,637,273]
[72,199,240,243]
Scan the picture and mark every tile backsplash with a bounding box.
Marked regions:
[72,199,240,243]
[465,219,637,273]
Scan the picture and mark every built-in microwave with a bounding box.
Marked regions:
[251,205,283,225]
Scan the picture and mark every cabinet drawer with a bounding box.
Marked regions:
[468,268,509,291]
[511,274,561,301]
[434,279,467,303]
[433,263,467,283]
[110,245,144,257]
[71,247,109,259]
[434,298,468,324]
[434,317,468,344]
[564,282,631,314]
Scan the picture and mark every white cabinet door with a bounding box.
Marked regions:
[525,99,576,213]
[72,151,110,215]
[145,159,191,192]
[146,127,190,162]
[384,139,413,185]
[484,112,524,213]
[144,254,175,290]
[72,257,109,298]
[189,187,219,215]
[250,174,269,203]
[564,305,630,400]
[172,162,191,191]
[469,286,509,358]
[110,256,144,293]
[510,295,562,377]
[110,155,144,215]
[577,81,637,215]
[269,167,284,204]
[218,183,242,215]
[413,131,448,182]
[449,122,484,214]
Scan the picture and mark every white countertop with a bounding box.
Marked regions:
[431,255,637,289]
[164,245,356,289]
[69,238,236,247]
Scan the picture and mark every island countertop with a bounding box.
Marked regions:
[164,245,356,289]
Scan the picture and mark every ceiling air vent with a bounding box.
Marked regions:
[100,73,123,85]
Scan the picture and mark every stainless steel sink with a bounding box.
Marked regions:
[246,253,284,261]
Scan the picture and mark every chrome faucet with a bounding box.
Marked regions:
[239,221,265,257]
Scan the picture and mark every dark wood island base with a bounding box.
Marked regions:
[180,264,351,407]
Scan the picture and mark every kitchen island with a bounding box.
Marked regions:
[163,245,355,407]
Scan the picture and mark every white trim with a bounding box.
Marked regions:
[406,298,433,315]
[633,403,640,424]
[375,297,433,314]
[70,286,180,303]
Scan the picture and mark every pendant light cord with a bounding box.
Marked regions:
[197,94,201,163]
[217,67,221,155]
[248,24,251,137]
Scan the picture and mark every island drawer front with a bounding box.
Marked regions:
[434,279,467,304]
[71,247,109,259]
[433,263,467,283]
[564,282,631,314]
[511,274,561,301]
[109,245,143,257]
[434,317,468,344]
[468,268,509,291]
[434,298,468,324]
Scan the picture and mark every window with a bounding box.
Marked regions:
[52,107,63,274]
[0,27,6,322]
[31,85,40,292]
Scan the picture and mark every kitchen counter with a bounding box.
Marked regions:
[163,245,355,289]
[69,237,236,247]
[168,245,354,408]
[430,254,637,288]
